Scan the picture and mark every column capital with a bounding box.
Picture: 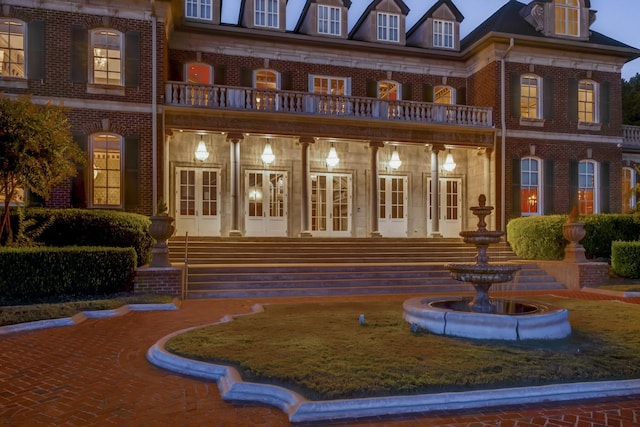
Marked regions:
[431,144,445,153]
[369,140,385,148]
[226,133,244,143]
[298,136,315,145]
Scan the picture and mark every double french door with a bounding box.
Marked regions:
[175,167,221,237]
[379,175,408,237]
[245,170,288,236]
[427,177,462,238]
[311,173,352,236]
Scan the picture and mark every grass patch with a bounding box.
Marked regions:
[0,293,173,326]
[166,298,640,400]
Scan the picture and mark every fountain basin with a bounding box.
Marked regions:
[459,230,504,245]
[403,296,572,341]
[445,263,520,284]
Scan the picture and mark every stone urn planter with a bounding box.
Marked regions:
[562,206,586,263]
[149,201,175,268]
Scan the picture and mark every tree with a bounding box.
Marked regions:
[0,96,85,244]
[622,73,640,125]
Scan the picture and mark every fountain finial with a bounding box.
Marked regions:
[478,194,486,207]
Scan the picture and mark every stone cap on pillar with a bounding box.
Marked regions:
[226,133,244,143]
[298,136,315,145]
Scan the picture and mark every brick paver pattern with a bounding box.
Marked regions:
[1,291,640,426]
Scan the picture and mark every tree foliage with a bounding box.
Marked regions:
[622,73,640,125]
[0,96,85,244]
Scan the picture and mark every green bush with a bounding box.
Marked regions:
[0,247,137,304]
[582,214,640,259]
[611,241,640,279]
[14,208,152,267]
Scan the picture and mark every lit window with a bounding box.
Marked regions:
[185,0,212,20]
[186,63,212,84]
[433,19,454,48]
[0,182,24,206]
[555,0,580,37]
[255,0,279,28]
[521,74,541,119]
[578,80,597,123]
[578,160,597,214]
[434,86,454,104]
[254,69,279,110]
[91,133,123,207]
[91,29,122,86]
[318,5,341,36]
[622,167,637,213]
[0,19,25,78]
[377,13,399,42]
[378,81,400,100]
[521,158,541,215]
[312,75,347,95]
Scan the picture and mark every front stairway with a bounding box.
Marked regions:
[167,238,566,299]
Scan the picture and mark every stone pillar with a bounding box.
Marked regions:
[227,133,243,237]
[430,145,443,238]
[299,137,314,237]
[369,141,384,237]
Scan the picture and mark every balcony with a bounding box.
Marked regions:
[164,82,494,129]
[623,125,640,148]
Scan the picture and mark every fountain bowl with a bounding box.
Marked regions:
[403,296,572,341]
[445,263,521,284]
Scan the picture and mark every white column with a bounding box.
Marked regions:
[227,133,243,237]
[299,137,314,237]
[430,146,442,238]
[369,141,384,238]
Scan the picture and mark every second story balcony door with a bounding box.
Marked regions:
[311,173,352,236]
[245,170,288,236]
[175,167,221,237]
[379,175,408,237]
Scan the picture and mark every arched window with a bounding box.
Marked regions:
[521,157,541,215]
[555,0,580,36]
[378,80,400,100]
[0,19,25,78]
[91,133,123,208]
[254,69,279,90]
[434,86,455,104]
[254,69,279,110]
[186,63,212,84]
[578,160,598,214]
[91,29,123,86]
[578,79,598,123]
[521,74,541,119]
[622,166,637,213]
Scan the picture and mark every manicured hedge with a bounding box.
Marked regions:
[0,247,137,304]
[611,241,640,279]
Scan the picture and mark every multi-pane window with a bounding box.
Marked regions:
[434,86,454,104]
[578,80,597,123]
[185,0,212,20]
[91,133,123,207]
[622,167,636,213]
[186,63,212,84]
[255,69,278,90]
[91,29,122,85]
[521,74,541,119]
[578,160,597,214]
[312,76,347,95]
[318,5,341,35]
[378,81,399,100]
[433,19,454,48]
[0,19,25,78]
[377,13,399,42]
[255,0,278,28]
[254,69,279,110]
[555,0,580,36]
[521,158,541,215]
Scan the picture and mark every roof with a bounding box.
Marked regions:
[348,0,410,39]
[293,0,352,33]
[406,0,464,39]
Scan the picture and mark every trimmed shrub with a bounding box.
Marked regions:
[0,247,137,304]
[506,215,566,260]
[582,214,640,260]
[611,241,640,279]
[14,208,152,267]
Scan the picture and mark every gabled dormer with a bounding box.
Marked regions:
[406,0,464,50]
[349,0,410,45]
[294,0,351,39]
[521,0,596,41]
[239,0,287,32]
[182,0,222,25]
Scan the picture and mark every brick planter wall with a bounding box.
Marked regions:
[134,264,185,297]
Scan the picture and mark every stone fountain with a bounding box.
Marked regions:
[403,195,571,341]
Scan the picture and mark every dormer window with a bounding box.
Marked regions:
[255,0,279,28]
[433,19,454,49]
[555,0,580,37]
[318,5,341,36]
[186,0,212,20]
[377,12,399,42]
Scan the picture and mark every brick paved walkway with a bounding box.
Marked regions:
[2,291,640,426]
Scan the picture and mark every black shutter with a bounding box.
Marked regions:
[125,31,141,88]
[124,135,140,210]
[569,159,579,211]
[280,71,292,90]
[168,59,184,81]
[422,84,433,102]
[27,21,45,80]
[456,87,466,105]
[366,79,377,97]
[510,72,521,119]
[568,78,578,122]
[71,133,87,208]
[240,67,253,87]
[544,159,555,214]
[543,77,554,120]
[213,64,227,85]
[71,26,88,83]
[511,158,521,219]
[600,81,610,124]
[600,161,610,213]
[402,82,412,101]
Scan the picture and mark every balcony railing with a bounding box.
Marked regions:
[623,125,640,147]
[165,82,494,128]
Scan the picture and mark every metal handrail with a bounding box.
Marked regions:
[182,231,189,300]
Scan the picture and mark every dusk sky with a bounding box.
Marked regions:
[220,0,640,80]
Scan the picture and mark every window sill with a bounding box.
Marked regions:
[87,84,125,96]
[520,117,545,127]
[577,122,602,131]
[0,78,28,89]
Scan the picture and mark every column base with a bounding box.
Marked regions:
[228,230,243,237]
[299,231,313,238]
[430,232,443,238]
[369,231,382,238]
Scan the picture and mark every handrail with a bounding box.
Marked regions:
[623,125,640,146]
[182,231,188,301]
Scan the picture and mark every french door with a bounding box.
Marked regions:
[311,173,352,236]
[245,170,288,236]
[379,175,408,237]
[175,167,221,237]
[427,177,462,238]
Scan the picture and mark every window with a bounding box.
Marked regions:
[91,29,123,86]
[555,0,580,36]
[91,133,123,207]
[433,19,454,48]
[0,19,25,78]
[434,86,454,104]
[578,80,597,123]
[255,0,278,28]
[255,69,278,90]
[622,167,636,213]
[185,0,212,20]
[578,160,597,214]
[318,5,341,36]
[521,74,541,119]
[0,183,24,206]
[377,13,399,42]
[186,63,212,84]
[521,158,541,215]
[254,69,279,110]
[378,81,400,100]
[311,75,348,95]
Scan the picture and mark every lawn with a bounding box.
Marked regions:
[165,297,640,401]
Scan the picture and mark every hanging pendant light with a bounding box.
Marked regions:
[261,142,275,165]
[326,143,339,168]
[194,137,209,162]
[443,149,456,172]
[389,147,402,170]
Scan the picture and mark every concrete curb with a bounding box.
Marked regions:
[146,303,640,423]
[582,287,640,298]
